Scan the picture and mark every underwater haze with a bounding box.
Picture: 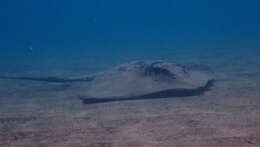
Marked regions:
[1,0,260,74]
[1,1,260,146]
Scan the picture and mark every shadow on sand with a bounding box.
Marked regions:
[79,80,215,104]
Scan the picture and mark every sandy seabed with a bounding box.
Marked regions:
[0,62,260,147]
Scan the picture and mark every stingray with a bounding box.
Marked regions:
[0,60,214,104]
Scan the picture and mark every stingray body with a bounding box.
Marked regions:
[78,61,213,104]
[0,61,214,104]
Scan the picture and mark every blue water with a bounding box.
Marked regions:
[0,0,260,74]
[1,2,260,146]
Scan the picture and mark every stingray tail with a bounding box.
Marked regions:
[0,76,94,83]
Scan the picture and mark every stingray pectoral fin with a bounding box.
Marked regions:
[0,76,94,83]
[79,80,215,104]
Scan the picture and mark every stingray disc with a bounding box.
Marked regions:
[80,60,213,103]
